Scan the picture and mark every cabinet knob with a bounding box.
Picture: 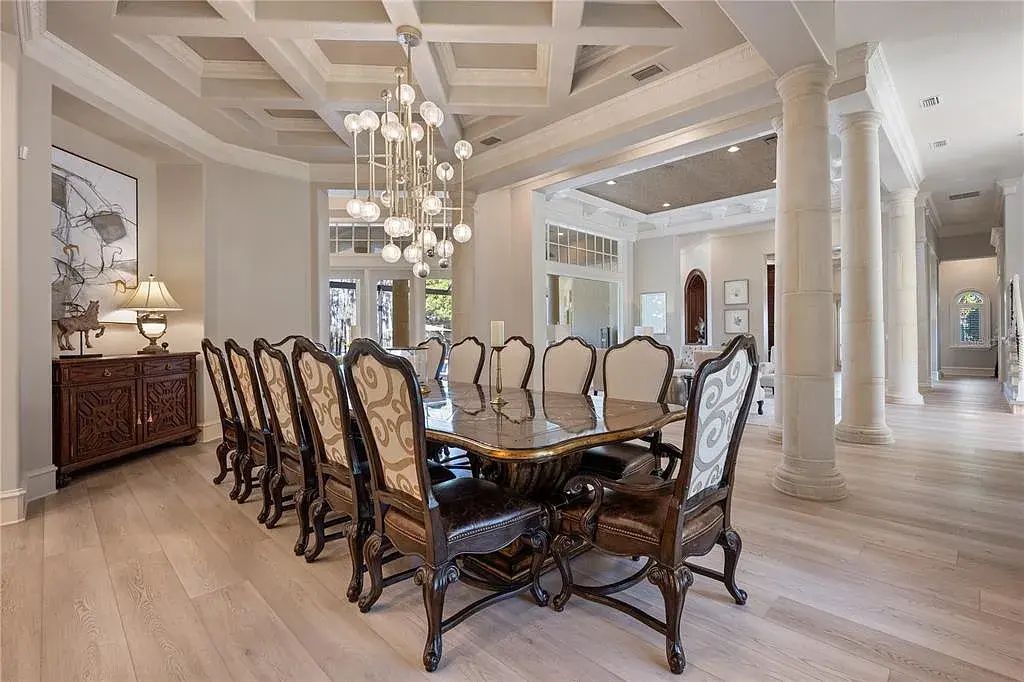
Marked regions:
[164,363,172,370]
[147,414,153,424]
[103,369,112,377]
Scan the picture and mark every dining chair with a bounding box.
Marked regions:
[489,335,535,389]
[344,338,550,673]
[201,338,246,488]
[418,337,446,380]
[225,339,277,519]
[577,335,675,480]
[254,336,319,555]
[542,336,596,394]
[550,334,759,675]
[446,336,485,383]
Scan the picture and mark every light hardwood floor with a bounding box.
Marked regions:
[3,377,1022,681]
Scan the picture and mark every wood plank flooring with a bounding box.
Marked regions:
[3,377,1022,681]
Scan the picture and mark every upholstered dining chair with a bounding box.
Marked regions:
[201,338,246,488]
[446,336,485,383]
[550,334,759,675]
[488,335,535,389]
[542,336,596,394]
[418,337,446,380]
[225,339,277,519]
[577,335,675,480]
[344,339,551,673]
[253,336,319,555]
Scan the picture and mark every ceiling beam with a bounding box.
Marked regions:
[548,0,585,102]
[715,0,834,75]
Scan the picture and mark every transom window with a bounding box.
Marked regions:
[953,289,989,347]
[546,224,619,271]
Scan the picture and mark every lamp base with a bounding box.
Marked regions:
[137,340,169,355]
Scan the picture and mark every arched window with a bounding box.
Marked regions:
[684,269,708,344]
[952,290,989,347]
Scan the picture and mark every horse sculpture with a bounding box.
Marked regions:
[56,300,106,351]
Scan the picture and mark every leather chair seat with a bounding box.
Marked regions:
[578,441,658,480]
[427,461,458,484]
[384,477,545,553]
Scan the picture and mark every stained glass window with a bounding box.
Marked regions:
[956,290,985,346]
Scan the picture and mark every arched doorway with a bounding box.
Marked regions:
[684,269,708,344]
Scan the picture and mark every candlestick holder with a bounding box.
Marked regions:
[490,344,507,407]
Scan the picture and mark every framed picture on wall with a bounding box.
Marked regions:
[639,291,667,335]
[725,308,749,334]
[724,278,749,305]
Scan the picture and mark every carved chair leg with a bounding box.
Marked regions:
[236,455,255,503]
[228,450,243,500]
[357,532,385,613]
[649,563,693,675]
[256,466,272,524]
[415,562,459,673]
[213,443,231,485]
[304,497,330,563]
[265,473,286,528]
[719,528,748,605]
[524,529,550,607]
[346,520,373,604]
[293,488,313,556]
[550,534,576,612]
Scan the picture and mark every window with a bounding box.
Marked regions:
[545,225,619,272]
[328,279,360,354]
[329,223,392,255]
[952,289,989,347]
[425,279,453,345]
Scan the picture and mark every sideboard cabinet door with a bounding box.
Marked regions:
[69,380,140,462]
[142,374,195,442]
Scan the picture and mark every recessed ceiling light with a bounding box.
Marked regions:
[662,202,671,208]
[606,180,617,185]
[727,145,740,153]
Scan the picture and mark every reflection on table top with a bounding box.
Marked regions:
[421,381,686,462]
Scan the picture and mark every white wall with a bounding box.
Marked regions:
[939,233,997,261]
[938,257,998,375]
[709,226,774,359]
[634,235,682,352]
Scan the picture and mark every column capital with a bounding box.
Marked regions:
[914,191,931,210]
[770,116,783,135]
[838,110,883,135]
[776,62,835,102]
[885,188,917,209]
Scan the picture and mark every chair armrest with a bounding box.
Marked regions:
[563,473,675,534]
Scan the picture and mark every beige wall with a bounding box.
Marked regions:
[939,233,997,261]
[634,235,682,352]
[710,227,774,359]
[939,257,998,375]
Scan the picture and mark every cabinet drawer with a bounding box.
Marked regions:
[142,357,193,376]
[64,362,137,384]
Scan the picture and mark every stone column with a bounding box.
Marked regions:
[771,63,847,501]
[835,111,892,444]
[768,116,785,444]
[884,189,924,405]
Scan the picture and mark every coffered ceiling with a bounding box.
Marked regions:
[44,0,745,164]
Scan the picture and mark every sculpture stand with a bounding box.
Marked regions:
[59,331,102,359]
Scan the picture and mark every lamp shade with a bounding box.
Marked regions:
[121,274,182,311]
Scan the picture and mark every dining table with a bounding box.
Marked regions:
[417,380,686,584]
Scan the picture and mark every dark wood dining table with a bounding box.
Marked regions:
[417,380,687,583]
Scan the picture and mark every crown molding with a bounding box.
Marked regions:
[14,0,46,50]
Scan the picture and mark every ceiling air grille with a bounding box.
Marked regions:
[920,95,941,109]
[630,64,665,82]
[930,139,948,149]
[948,191,981,201]
[480,136,502,147]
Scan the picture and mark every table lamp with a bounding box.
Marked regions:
[121,274,182,354]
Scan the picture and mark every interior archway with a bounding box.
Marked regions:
[684,269,708,344]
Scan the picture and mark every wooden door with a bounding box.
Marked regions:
[684,270,708,344]
[767,264,776,350]
[142,374,195,442]
[69,380,139,462]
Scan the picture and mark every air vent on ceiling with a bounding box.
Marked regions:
[920,95,942,109]
[480,136,502,147]
[930,139,948,149]
[630,64,666,82]
[948,191,981,201]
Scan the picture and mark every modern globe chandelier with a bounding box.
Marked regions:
[343,26,474,278]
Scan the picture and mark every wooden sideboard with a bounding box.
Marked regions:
[53,352,200,486]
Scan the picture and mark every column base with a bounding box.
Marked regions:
[767,424,783,443]
[0,487,26,525]
[772,461,847,501]
[886,391,924,406]
[834,422,894,445]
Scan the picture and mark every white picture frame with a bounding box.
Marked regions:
[639,292,667,335]
[725,308,749,334]
[724,279,749,305]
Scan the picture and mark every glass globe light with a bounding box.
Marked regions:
[346,198,363,218]
[381,242,402,263]
[437,257,450,270]
[382,111,399,126]
[403,243,422,264]
[409,122,425,143]
[413,261,431,279]
[359,109,379,132]
[419,101,436,119]
[382,121,403,142]
[393,66,406,80]
[380,189,393,207]
[344,113,362,134]
[421,194,442,216]
[398,83,416,105]
[383,216,400,237]
[453,140,473,160]
[420,229,438,249]
[437,238,455,258]
[400,217,416,237]
[435,162,455,182]
[452,223,472,243]
[420,102,444,128]
[360,200,380,222]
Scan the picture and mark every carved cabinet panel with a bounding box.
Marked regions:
[54,353,200,485]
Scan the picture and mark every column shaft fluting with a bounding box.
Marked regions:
[885,189,925,405]
[768,116,785,444]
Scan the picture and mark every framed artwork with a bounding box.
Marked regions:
[725,308,749,334]
[640,292,667,335]
[724,278,749,305]
[51,146,138,323]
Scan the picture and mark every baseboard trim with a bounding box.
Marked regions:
[941,367,996,378]
[201,420,221,443]
[0,487,26,525]
[24,465,57,502]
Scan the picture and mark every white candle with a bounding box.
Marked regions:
[490,320,505,347]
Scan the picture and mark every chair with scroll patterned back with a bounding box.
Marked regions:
[417,337,447,380]
[225,339,276,512]
[577,335,675,480]
[445,336,485,383]
[344,338,551,673]
[550,334,759,675]
[542,336,597,394]
[201,339,247,491]
[253,336,319,554]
